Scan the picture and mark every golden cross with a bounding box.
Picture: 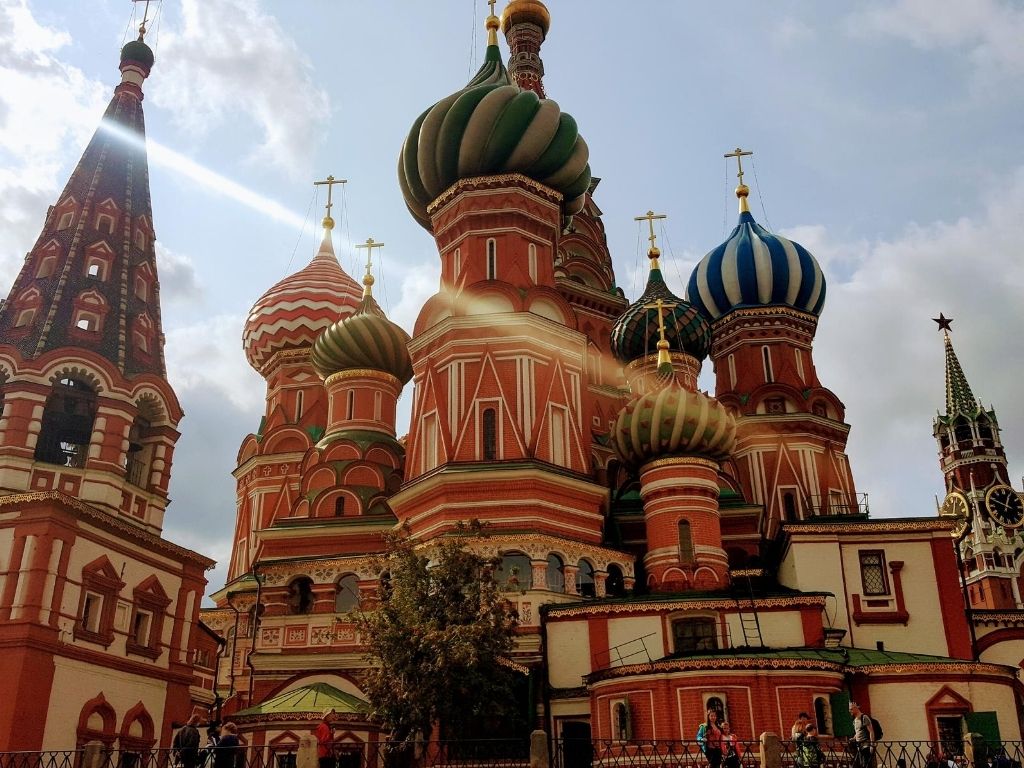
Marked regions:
[355,237,384,297]
[724,147,753,186]
[487,0,497,15]
[634,210,667,261]
[313,175,347,223]
[132,0,152,35]
[642,298,676,367]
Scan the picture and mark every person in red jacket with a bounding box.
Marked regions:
[315,709,336,768]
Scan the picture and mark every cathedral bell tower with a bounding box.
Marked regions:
[686,151,858,536]
[934,315,1024,610]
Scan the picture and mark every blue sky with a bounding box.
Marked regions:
[2,0,1023,594]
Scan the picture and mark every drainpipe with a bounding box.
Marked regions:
[246,565,264,706]
[210,631,227,724]
[225,592,241,701]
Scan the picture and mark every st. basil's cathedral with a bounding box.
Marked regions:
[1,0,1024,756]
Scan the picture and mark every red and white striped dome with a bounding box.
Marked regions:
[243,229,363,374]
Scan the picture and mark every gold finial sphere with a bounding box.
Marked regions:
[648,245,661,259]
[322,215,335,230]
[501,0,551,36]
[735,184,749,199]
[486,14,500,30]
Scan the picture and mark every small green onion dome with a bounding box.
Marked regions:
[120,37,154,71]
[610,264,712,365]
[398,42,590,230]
[612,375,736,468]
[311,297,413,384]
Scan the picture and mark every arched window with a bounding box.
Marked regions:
[978,417,994,442]
[528,243,538,283]
[762,345,774,383]
[482,408,497,461]
[953,418,973,445]
[335,574,360,613]
[334,496,346,517]
[606,564,626,597]
[286,576,314,615]
[15,308,35,327]
[576,559,596,598]
[814,696,831,734]
[498,552,532,591]
[678,520,695,565]
[125,414,152,488]
[37,256,56,279]
[486,239,497,279]
[613,701,631,741]
[706,696,726,722]
[35,377,97,468]
[546,554,565,593]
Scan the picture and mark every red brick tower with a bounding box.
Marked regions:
[394,5,608,544]
[933,316,1024,609]
[687,159,858,536]
[0,27,212,750]
[611,227,736,591]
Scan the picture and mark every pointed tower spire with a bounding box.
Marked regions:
[934,314,977,415]
[0,29,162,375]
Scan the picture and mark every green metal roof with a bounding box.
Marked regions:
[233,683,367,718]
[659,646,971,666]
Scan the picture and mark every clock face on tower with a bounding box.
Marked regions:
[985,485,1024,529]
[941,491,971,539]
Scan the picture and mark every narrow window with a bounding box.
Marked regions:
[528,243,537,283]
[678,520,695,564]
[486,239,497,279]
[37,257,56,279]
[783,492,798,522]
[295,390,304,422]
[334,574,359,613]
[57,211,74,230]
[81,592,102,633]
[87,263,101,279]
[134,276,148,301]
[576,559,596,597]
[334,496,346,517]
[15,309,35,328]
[453,247,461,276]
[423,413,438,472]
[728,353,737,389]
[614,702,631,741]
[606,564,626,597]
[374,391,382,421]
[550,407,567,465]
[762,345,774,383]
[286,577,314,615]
[132,609,152,646]
[546,554,565,593]
[346,390,355,420]
[795,348,806,382]
[859,551,888,595]
[482,408,497,461]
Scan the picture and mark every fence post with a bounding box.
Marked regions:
[83,741,104,768]
[531,730,550,768]
[297,736,318,768]
[760,733,781,768]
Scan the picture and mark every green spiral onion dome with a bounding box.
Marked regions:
[612,373,736,468]
[311,296,413,384]
[398,41,591,230]
[610,264,712,365]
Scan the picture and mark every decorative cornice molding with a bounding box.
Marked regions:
[324,368,401,388]
[544,594,827,619]
[428,173,563,214]
[783,519,952,535]
[0,491,214,567]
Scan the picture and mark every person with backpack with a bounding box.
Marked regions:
[796,723,825,768]
[696,708,725,768]
[848,702,878,768]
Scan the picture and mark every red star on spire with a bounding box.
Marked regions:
[933,313,953,332]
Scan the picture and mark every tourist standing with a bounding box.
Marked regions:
[316,709,337,768]
[697,709,724,768]
[848,702,875,768]
[721,721,742,768]
[213,723,242,768]
[173,715,202,768]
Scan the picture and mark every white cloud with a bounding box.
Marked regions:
[847,0,1024,85]
[152,0,329,177]
[155,241,203,306]
[388,258,440,335]
[0,0,107,295]
[786,166,1024,517]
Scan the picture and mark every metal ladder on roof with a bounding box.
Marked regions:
[731,569,765,648]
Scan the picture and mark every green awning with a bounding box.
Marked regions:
[234,682,367,718]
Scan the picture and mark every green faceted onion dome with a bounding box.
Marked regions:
[611,262,712,365]
[311,295,413,384]
[612,375,736,468]
[120,36,154,72]
[398,40,591,229]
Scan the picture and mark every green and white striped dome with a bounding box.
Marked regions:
[398,42,590,230]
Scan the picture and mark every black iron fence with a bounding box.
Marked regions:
[4,740,1023,768]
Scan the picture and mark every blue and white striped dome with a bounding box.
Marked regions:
[686,210,826,322]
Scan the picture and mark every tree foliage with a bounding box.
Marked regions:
[356,527,521,743]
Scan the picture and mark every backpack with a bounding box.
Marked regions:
[865,714,883,740]
[696,723,707,753]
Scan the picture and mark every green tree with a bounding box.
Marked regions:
[356,527,521,743]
